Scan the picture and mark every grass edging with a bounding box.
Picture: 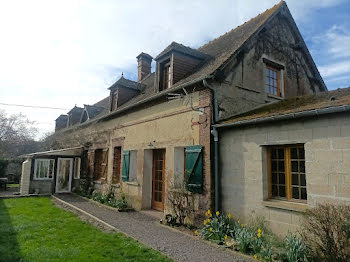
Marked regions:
[52,195,173,260]
[51,195,118,232]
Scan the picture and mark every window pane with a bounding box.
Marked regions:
[278,161,285,172]
[300,161,305,173]
[272,185,278,196]
[291,148,298,159]
[301,188,307,200]
[272,173,278,184]
[278,148,284,159]
[271,148,277,159]
[292,173,299,185]
[292,161,298,172]
[279,186,286,197]
[271,161,277,171]
[292,187,299,199]
[300,174,306,186]
[299,148,305,159]
[279,173,285,184]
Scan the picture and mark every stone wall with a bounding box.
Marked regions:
[219,112,350,235]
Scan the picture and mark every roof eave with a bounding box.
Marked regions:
[214,104,350,129]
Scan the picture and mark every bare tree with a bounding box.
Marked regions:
[0,109,38,158]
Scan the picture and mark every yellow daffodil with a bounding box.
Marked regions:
[194,230,198,235]
[209,227,213,232]
[258,232,262,238]
[207,209,211,214]
[209,213,212,217]
[224,235,228,240]
[254,255,258,259]
[228,213,232,219]
[216,211,220,216]
[258,228,262,234]
[205,211,208,217]
[204,220,207,225]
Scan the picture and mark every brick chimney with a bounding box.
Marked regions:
[136,52,152,82]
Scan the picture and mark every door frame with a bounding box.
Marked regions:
[152,149,166,211]
[55,157,73,193]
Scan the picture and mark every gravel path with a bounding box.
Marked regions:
[55,193,253,262]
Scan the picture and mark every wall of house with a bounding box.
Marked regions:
[214,12,324,121]
[219,112,350,236]
[53,90,212,222]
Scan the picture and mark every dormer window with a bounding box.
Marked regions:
[160,59,171,91]
[154,42,208,92]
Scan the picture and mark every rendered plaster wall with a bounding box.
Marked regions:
[55,90,212,219]
[219,112,350,236]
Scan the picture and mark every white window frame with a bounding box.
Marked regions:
[34,159,55,180]
[74,157,81,179]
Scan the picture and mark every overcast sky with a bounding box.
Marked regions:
[0,0,349,139]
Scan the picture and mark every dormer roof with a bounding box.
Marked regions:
[155,41,209,61]
[67,105,83,115]
[108,76,143,91]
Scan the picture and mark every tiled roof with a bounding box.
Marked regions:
[84,105,106,119]
[104,1,285,115]
[55,114,68,121]
[93,96,110,109]
[221,87,350,125]
[67,106,83,114]
[155,41,210,61]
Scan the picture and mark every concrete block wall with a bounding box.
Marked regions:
[219,112,350,235]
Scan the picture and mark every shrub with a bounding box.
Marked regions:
[167,186,194,225]
[301,204,350,262]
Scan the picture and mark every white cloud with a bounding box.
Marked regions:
[0,0,345,138]
[319,60,350,78]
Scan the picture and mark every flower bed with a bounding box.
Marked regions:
[195,210,309,262]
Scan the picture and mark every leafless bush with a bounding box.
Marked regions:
[167,185,195,225]
[301,203,350,262]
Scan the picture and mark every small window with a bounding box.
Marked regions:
[74,158,81,179]
[265,66,280,97]
[267,145,306,201]
[34,159,55,180]
[112,147,122,184]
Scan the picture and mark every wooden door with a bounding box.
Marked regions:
[152,149,165,211]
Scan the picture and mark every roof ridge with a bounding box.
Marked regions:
[198,1,285,52]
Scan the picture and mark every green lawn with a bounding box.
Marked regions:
[0,197,172,262]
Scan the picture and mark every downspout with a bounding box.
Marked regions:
[203,79,220,212]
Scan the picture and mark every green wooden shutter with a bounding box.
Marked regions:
[121,150,130,182]
[185,145,203,193]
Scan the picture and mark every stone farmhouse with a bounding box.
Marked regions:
[19,1,349,235]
